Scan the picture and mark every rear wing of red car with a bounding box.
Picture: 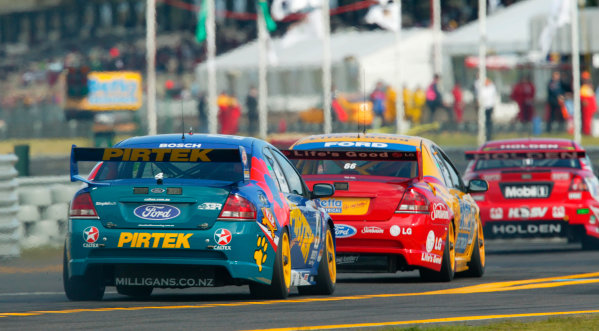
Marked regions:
[465,149,586,160]
[281,149,423,180]
[70,145,249,185]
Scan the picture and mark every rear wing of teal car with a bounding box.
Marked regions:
[70,145,250,185]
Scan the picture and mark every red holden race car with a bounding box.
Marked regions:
[283,133,488,281]
[463,138,599,249]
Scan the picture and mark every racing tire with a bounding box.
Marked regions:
[419,224,455,282]
[116,285,153,298]
[249,229,291,299]
[298,227,336,295]
[581,235,599,250]
[63,246,105,301]
[464,224,485,277]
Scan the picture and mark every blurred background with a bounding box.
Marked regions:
[2,0,599,253]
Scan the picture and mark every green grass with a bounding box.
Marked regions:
[360,314,599,330]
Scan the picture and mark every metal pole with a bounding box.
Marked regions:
[146,0,157,135]
[571,0,581,144]
[432,0,442,75]
[206,0,218,134]
[322,3,332,134]
[257,4,268,139]
[395,0,405,135]
[477,0,487,146]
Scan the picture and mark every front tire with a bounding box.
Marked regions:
[250,229,291,299]
[63,246,105,301]
[464,223,485,277]
[298,227,336,295]
[420,224,455,282]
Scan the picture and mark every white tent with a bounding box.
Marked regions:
[195,28,435,112]
[443,0,550,56]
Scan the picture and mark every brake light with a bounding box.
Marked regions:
[218,194,257,220]
[396,188,429,213]
[69,192,98,218]
[569,176,589,192]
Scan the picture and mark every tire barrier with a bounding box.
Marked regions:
[16,176,81,249]
[0,154,19,257]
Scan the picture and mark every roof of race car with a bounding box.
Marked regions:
[114,133,259,149]
[480,138,581,151]
[292,133,427,151]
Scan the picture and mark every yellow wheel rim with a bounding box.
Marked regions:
[449,224,455,272]
[326,230,336,284]
[478,222,485,268]
[281,232,291,289]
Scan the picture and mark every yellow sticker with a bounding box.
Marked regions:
[320,198,370,215]
[117,232,193,248]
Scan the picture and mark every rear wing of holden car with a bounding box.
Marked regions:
[281,149,423,180]
[70,145,249,185]
[464,149,586,160]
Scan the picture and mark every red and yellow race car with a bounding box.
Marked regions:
[463,138,599,249]
[283,133,488,281]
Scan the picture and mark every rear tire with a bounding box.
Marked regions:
[250,229,291,299]
[420,224,455,282]
[116,285,153,298]
[464,224,485,277]
[63,246,105,301]
[298,227,336,295]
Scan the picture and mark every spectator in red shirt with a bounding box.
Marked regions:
[510,75,536,123]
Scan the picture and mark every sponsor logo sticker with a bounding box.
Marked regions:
[551,173,570,181]
[197,203,222,210]
[508,207,547,219]
[503,185,550,198]
[569,192,582,200]
[361,226,384,234]
[117,232,193,248]
[389,225,411,237]
[323,141,388,148]
[552,206,566,218]
[158,143,202,148]
[214,228,232,249]
[421,252,442,264]
[336,255,359,264]
[492,223,562,235]
[490,207,503,220]
[426,230,435,253]
[430,203,450,221]
[95,201,116,206]
[115,277,214,287]
[151,188,165,193]
[133,204,181,221]
[83,226,100,248]
[335,224,357,238]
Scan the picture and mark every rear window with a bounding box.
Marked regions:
[474,158,581,171]
[293,159,418,178]
[94,161,243,182]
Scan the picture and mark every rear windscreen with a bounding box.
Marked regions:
[94,161,243,182]
[293,159,418,178]
[474,158,581,171]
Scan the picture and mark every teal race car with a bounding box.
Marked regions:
[64,134,336,300]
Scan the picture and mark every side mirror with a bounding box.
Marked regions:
[467,179,488,193]
[311,183,335,199]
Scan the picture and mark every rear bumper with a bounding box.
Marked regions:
[477,200,599,240]
[332,214,449,272]
[65,218,275,286]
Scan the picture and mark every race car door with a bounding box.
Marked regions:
[432,145,477,256]
[263,147,321,269]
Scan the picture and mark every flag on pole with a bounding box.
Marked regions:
[281,8,324,47]
[259,0,277,32]
[196,0,208,43]
[365,0,400,32]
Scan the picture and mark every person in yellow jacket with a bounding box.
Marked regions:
[407,86,425,124]
[384,85,397,124]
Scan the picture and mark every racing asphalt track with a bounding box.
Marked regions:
[0,239,598,330]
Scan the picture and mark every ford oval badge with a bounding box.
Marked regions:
[133,204,181,221]
[335,224,357,238]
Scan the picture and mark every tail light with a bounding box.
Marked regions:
[570,175,589,192]
[69,192,99,218]
[396,188,429,213]
[218,194,257,220]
